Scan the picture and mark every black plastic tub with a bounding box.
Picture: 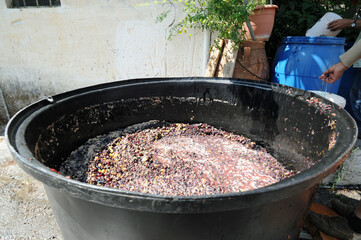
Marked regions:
[6,78,357,240]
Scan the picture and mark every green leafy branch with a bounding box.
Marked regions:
[155,0,266,49]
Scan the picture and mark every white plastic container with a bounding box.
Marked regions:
[306,12,342,37]
[311,90,346,108]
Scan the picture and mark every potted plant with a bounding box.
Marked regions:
[157,0,276,48]
[157,0,277,80]
[245,3,278,41]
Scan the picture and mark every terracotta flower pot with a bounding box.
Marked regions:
[244,4,278,41]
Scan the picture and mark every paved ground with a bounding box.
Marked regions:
[0,137,62,240]
[0,135,360,240]
[322,139,361,186]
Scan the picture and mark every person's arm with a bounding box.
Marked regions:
[340,39,361,67]
[319,40,361,83]
[328,18,361,31]
[319,62,348,83]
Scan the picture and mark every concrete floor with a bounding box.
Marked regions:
[1,135,361,240]
[322,139,361,186]
[0,136,62,239]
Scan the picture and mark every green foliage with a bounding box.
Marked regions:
[267,0,360,62]
[155,0,360,58]
[156,0,266,49]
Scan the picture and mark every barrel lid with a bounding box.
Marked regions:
[281,36,346,45]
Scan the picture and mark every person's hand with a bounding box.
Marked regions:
[319,62,349,83]
[328,19,353,31]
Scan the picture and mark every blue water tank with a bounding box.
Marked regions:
[271,36,345,94]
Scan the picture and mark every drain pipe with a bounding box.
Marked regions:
[246,18,257,41]
[0,88,11,121]
[319,184,361,190]
[203,30,211,75]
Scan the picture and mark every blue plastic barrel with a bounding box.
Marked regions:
[271,36,345,94]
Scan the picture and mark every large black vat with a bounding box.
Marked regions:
[6,78,357,240]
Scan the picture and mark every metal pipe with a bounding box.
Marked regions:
[0,88,11,121]
[203,30,211,75]
[246,18,257,41]
[319,184,361,190]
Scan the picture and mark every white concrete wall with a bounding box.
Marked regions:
[0,0,209,125]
